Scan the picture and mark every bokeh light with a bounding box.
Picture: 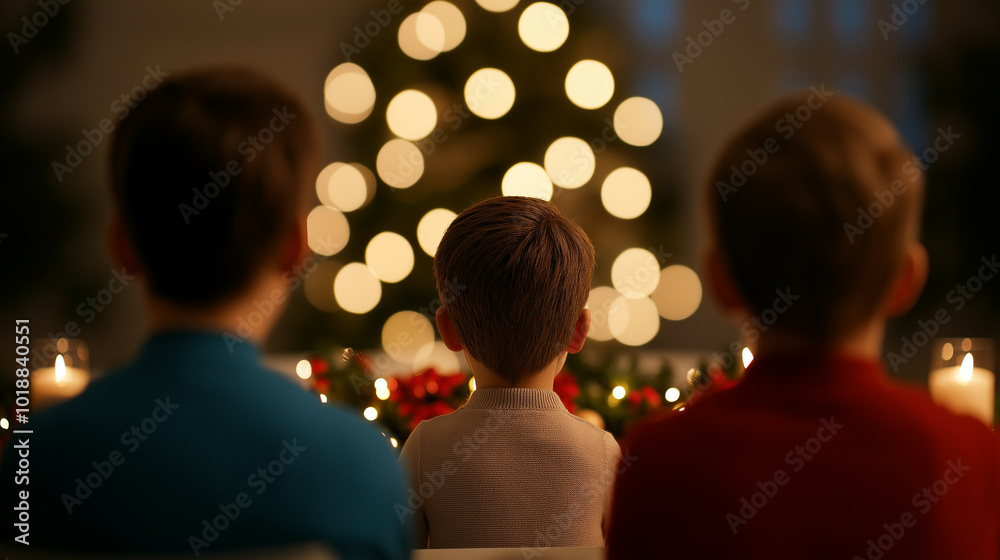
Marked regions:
[399,12,445,60]
[601,167,652,219]
[303,260,342,312]
[376,139,425,189]
[365,232,415,283]
[665,387,680,402]
[742,347,754,368]
[465,68,516,119]
[324,63,376,124]
[295,359,312,380]
[611,248,660,299]
[565,60,615,109]
[652,265,702,321]
[544,137,595,189]
[614,97,663,146]
[364,406,378,421]
[327,163,369,212]
[381,311,435,364]
[502,162,553,200]
[611,385,626,400]
[609,296,660,346]
[306,205,349,256]
[386,89,437,140]
[518,2,569,52]
[417,208,458,256]
[586,286,624,342]
[333,263,382,314]
[422,2,466,51]
[476,0,519,12]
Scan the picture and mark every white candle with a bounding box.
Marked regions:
[929,353,995,426]
[32,354,89,411]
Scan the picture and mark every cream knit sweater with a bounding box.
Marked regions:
[398,388,620,549]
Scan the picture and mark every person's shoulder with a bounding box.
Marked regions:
[887,381,999,445]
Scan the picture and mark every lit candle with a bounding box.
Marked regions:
[929,353,995,426]
[32,354,90,411]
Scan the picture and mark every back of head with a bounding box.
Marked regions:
[707,92,924,342]
[434,196,595,385]
[111,66,319,305]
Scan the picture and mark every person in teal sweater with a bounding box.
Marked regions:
[1,66,410,559]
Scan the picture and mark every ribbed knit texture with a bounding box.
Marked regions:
[399,387,620,549]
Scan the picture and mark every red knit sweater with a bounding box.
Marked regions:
[608,352,1000,559]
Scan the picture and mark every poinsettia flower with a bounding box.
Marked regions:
[553,370,580,413]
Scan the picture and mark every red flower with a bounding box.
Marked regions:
[553,370,580,413]
[389,368,467,431]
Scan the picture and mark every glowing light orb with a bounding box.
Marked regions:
[612,248,661,299]
[502,162,553,200]
[544,137,595,189]
[601,167,652,219]
[381,311,435,364]
[306,205,349,256]
[609,296,660,346]
[295,360,312,380]
[565,60,615,109]
[518,3,569,52]
[399,12,445,60]
[333,263,382,314]
[324,63,376,124]
[665,387,680,402]
[363,406,378,421]
[652,265,702,321]
[465,68,516,119]
[476,0,519,12]
[417,208,458,256]
[376,139,424,189]
[386,89,437,140]
[614,97,663,147]
[611,385,626,400]
[423,2,466,51]
[365,232,415,284]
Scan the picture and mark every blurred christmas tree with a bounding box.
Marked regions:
[294,0,691,376]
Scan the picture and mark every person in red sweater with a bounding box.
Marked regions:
[607,91,1000,559]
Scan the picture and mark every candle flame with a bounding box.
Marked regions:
[958,353,974,384]
[55,354,66,385]
[742,347,754,369]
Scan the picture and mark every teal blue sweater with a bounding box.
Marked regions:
[1,331,410,559]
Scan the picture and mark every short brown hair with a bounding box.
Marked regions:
[707,92,924,342]
[111,66,319,305]
[434,197,595,384]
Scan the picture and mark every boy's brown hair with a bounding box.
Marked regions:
[434,196,595,385]
[707,92,924,342]
[111,66,319,305]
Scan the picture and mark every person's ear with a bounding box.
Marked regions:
[435,307,464,352]
[279,218,307,272]
[881,241,929,317]
[566,308,591,354]
[704,245,746,315]
[108,214,143,277]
